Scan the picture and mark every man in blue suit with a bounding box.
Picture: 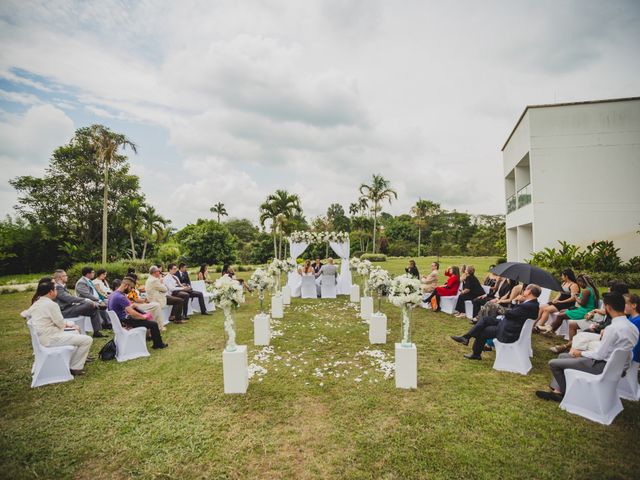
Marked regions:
[450,284,541,360]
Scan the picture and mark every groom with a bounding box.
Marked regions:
[316,257,338,295]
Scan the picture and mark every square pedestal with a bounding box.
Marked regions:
[360,296,373,321]
[369,312,387,344]
[282,286,291,305]
[223,345,248,394]
[271,294,284,319]
[350,284,360,303]
[395,343,417,389]
[254,313,271,346]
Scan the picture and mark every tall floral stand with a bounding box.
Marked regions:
[350,284,360,303]
[223,346,248,394]
[369,312,387,344]
[395,307,416,389]
[271,294,284,319]
[282,286,291,306]
[360,296,373,321]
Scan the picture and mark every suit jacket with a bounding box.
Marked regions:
[496,299,539,343]
[317,264,337,283]
[54,283,89,314]
[75,277,101,302]
[144,275,168,308]
[176,270,191,286]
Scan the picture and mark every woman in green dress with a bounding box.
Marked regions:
[546,274,599,334]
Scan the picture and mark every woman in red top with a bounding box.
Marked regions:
[424,266,460,312]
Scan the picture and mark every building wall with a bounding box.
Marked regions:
[504,99,640,262]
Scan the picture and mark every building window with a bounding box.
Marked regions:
[506,194,517,213]
[517,183,531,208]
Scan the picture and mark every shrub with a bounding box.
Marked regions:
[496,257,507,264]
[387,240,415,257]
[176,219,237,265]
[158,242,183,264]
[530,240,627,273]
[361,253,387,262]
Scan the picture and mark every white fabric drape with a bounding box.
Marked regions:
[286,241,309,297]
[329,240,351,295]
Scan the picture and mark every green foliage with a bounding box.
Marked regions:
[225,218,259,244]
[66,260,156,286]
[496,257,507,264]
[530,240,628,273]
[386,240,415,257]
[176,219,237,265]
[360,253,387,262]
[157,242,183,264]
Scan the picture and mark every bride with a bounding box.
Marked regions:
[298,259,314,276]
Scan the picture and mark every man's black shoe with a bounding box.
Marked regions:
[153,343,169,349]
[85,356,96,363]
[464,353,482,360]
[93,332,105,338]
[201,311,212,316]
[450,335,469,346]
[535,390,563,402]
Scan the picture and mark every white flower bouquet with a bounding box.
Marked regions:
[248,267,274,312]
[349,257,361,272]
[388,274,422,347]
[369,267,391,312]
[289,231,349,244]
[356,259,372,296]
[209,275,245,351]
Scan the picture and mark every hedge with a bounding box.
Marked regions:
[360,254,387,262]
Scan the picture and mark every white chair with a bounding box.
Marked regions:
[560,349,631,425]
[482,285,491,295]
[26,320,75,388]
[301,276,317,299]
[320,275,337,299]
[464,300,474,319]
[618,361,640,401]
[538,288,551,306]
[161,306,172,326]
[440,294,459,314]
[107,311,150,362]
[492,319,535,375]
[65,315,91,334]
[190,280,216,312]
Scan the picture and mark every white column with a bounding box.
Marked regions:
[223,345,248,394]
[271,294,284,319]
[360,296,373,321]
[369,312,387,344]
[282,286,291,305]
[350,284,360,303]
[254,313,271,346]
[395,343,417,389]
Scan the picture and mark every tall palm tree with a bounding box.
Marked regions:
[123,198,143,259]
[411,199,441,257]
[359,174,397,253]
[140,205,170,260]
[259,190,302,259]
[89,125,137,263]
[210,202,228,223]
[259,201,279,259]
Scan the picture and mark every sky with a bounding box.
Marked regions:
[0,0,638,228]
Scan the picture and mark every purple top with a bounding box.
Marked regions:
[108,290,131,320]
[628,315,640,363]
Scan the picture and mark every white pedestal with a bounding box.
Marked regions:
[350,284,360,303]
[360,296,373,321]
[254,313,271,346]
[223,345,248,394]
[395,343,417,389]
[271,294,284,319]
[369,312,387,344]
[282,286,291,305]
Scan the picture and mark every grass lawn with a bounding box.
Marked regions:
[1,257,639,479]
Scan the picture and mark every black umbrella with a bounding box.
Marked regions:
[490,262,562,291]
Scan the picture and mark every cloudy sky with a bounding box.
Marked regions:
[1,0,638,228]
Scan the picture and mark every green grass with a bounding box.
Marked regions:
[0,272,48,286]
[1,258,639,479]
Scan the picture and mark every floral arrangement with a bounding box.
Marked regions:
[208,275,245,351]
[388,274,423,308]
[289,231,349,243]
[356,259,372,277]
[267,258,293,275]
[248,267,274,292]
[369,267,391,297]
[349,257,361,272]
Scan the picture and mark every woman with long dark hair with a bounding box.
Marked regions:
[534,269,579,333]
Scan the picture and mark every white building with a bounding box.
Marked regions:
[502,97,640,262]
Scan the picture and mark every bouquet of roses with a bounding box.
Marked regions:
[349,257,361,272]
[369,267,391,297]
[209,275,245,310]
[388,274,423,308]
[248,267,274,292]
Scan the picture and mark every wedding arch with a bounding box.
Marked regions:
[286,231,352,296]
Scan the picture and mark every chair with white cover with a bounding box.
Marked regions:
[482,285,491,295]
[161,306,171,326]
[190,280,216,312]
[64,316,91,334]
[538,288,551,306]
[618,361,640,401]
[320,275,337,299]
[107,311,150,362]
[26,320,75,388]
[560,349,631,425]
[492,319,535,375]
[464,300,474,320]
[440,284,462,315]
[300,276,317,299]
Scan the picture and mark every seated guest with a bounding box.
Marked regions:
[625,293,640,363]
[147,266,186,324]
[489,279,520,308]
[22,279,93,375]
[534,269,580,331]
[450,284,541,360]
[75,266,111,328]
[92,268,112,300]
[176,263,192,286]
[421,262,439,294]
[299,259,314,276]
[482,266,497,287]
[221,263,251,292]
[470,275,511,318]
[454,266,486,317]
[126,268,145,292]
[108,278,168,349]
[316,257,338,294]
[541,274,599,334]
[53,269,104,338]
[405,260,419,279]
[312,257,323,274]
[535,292,638,402]
[423,266,460,312]
[197,264,211,283]
[124,274,164,328]
[164,263,210,317]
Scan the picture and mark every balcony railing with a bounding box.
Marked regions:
[506,194,516,214]
[517,183,531,209]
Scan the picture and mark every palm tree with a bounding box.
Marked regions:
[210,202,228,223]
[411,199,441,257]
[259,190,302,259]
[123,198,143,259]
[89,125,137,263]
[359,174,397,253]
[140,205,170,260]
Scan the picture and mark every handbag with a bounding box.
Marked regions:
[99,339,116,361]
